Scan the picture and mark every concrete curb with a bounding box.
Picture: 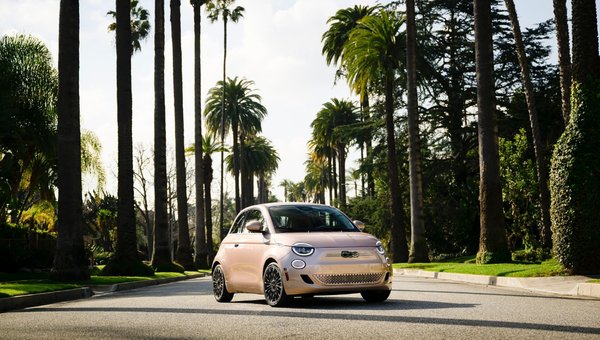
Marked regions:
[395,269,600,299]
[0,287,93,313]
[0,273,208,313]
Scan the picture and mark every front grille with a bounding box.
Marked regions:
[313,273,384,286]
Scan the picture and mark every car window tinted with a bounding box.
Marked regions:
[243,209,265,233]
[268,205,358,233]
[229,212,247,234]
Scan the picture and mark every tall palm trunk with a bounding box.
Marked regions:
[504,0,552,250]
[232,118,240,212]
[362,94,375,198]
[203,153,214,262]
[152,0,171,268]
[171,0,194,269]
[192,0,208,268]
[406,0,429,263]
[384,72,408,263]
[553,0,571,124]
[474,0,509,264]
[115,0,137,263]
[218,16,228,241]
[51,0,90,281]
[240,134,250,207]
[337,144,346,209]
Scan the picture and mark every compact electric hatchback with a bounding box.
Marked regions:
[211,203,392,307]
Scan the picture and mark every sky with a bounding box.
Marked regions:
[1,0,597,203]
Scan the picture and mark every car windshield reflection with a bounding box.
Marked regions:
[268,205,358,233]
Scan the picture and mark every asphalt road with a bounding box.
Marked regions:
[1,276,599,339]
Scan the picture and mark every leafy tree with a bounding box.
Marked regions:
[552,0,571,124]
[51,0,89,280]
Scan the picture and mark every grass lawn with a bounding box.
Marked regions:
[394,257,568,277]
[589,279,600,284]
[0,269,204,298]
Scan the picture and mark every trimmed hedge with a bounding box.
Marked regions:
[0,222,56,271]
[549,81,600,274]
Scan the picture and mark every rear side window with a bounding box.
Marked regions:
[229,212,247,234]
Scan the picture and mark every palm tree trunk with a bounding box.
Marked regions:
[151,0,171,268]
[361,94,375,198]
[327,155,333,204]
[240,134,249,207]
[232,118,240,212]
[218,16,228,241]
[384,72,408,263]
[474,0,509,264]
[203,154,214,262]
[504,0,552,250]
[51,0,89,281]
[337,144,346,209]
[332,151,338,204]
[553,0,571,124]
[192,0,208,269]
[171,0,194,269]
[115,0,137,263]
[406,0,429,263]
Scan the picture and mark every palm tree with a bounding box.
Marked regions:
[151,0,171,269]
[322,5,377,198]
[242,136,280,204]
[311,98,358,209]
[206,0,244,233]
[191,0,208,268]
[51,0,89,281]
[202,134,226,257]
[279,179,293,202]
[170,0,194,270]
[204,77,266,210]
[342,10,409,262]
[504,0,552,250]
[473,0,509,264]
[107,0,151,54]
[405,0,429,263]
[552,0,571,124]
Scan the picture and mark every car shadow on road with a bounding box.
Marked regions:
[21,305,600,336]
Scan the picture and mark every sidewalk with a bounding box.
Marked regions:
[0,273,208,313]
[395,269,600,299]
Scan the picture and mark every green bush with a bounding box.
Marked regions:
[549,81,600,274]
[0,222,56,271]
[512,248,550,264]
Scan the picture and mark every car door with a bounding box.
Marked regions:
[235,208,270,293]
[220,211,246,292]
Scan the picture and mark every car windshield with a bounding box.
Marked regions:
[268,205,358,233]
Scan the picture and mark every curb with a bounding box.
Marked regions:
[395,269,600,299]
[0,273,208,313]
[0,287,93,313]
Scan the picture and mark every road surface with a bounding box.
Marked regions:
[1,276,599,339]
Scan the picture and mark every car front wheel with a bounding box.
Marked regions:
[361,290,390,303]
[263,263,290,307]
[213,264,234,302]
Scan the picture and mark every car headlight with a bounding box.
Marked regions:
[375,241,386,255]
[292,243,315,256]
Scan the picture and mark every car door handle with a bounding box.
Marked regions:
[234,244,239,247]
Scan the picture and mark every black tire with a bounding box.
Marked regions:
[361,290,390,303]
[212,264,234,302]
[263,263,290,307]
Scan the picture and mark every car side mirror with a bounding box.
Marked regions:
[353,220,365,231]
[245,220,263,233]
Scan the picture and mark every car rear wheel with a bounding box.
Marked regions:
[213,264,234,302]
[361,290,390,303]
[263,263,290,307]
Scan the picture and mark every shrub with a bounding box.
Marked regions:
[100,258,155,276]
[154,261,185,273]
[549,82,600,274]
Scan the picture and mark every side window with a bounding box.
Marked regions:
[229,212,247,234]
[242,209,265,233]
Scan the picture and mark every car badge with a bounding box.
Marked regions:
[341,250,359,258]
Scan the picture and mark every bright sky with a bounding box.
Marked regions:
[1,0,594,202]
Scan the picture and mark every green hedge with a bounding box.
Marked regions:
[0,222,56,271]
[549,81,600,274]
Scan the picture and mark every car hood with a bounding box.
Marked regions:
[272,232,379,248]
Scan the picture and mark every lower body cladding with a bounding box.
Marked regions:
[280,260,392,296]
